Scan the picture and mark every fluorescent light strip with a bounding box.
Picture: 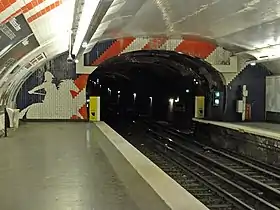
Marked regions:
[72,0,101,55]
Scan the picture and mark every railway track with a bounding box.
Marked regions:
[153,122,280,176]
[125,130,242,210]
[146,121,280,209]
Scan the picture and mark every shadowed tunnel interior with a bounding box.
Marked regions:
[86,50,226,129]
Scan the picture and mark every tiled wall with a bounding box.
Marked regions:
[16,37,269,121]
[16,52,88,120]
[84,37,273,122]
[84,37,230,66]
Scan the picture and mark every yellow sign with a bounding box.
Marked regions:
[195,96,205,118]
[89,96,100,121]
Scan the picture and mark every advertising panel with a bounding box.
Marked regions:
[0,14,39,78]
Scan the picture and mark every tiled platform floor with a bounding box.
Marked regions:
[0,122,139,210]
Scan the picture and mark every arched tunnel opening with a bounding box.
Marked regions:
[86,50,226,130]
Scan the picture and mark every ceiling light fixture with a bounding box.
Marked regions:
[82,42,88,48]
[72,0,101,55]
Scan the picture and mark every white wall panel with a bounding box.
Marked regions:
[266,76,280,112]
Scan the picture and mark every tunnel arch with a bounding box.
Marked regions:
[86,50,226,128]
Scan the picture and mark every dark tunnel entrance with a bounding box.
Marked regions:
[86,50,225,129]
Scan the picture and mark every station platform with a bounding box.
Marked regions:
[0,121,208,210]
[193,118,280,140]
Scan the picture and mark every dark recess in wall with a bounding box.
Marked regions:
[266,112,280,123]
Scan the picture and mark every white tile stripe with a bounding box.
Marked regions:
[24,0,60,18]
[121,38,150,54]
[165,38,183,51]
[121,38,184,54]
[0,0,34,22]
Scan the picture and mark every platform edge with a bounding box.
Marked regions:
[94,121,209,210]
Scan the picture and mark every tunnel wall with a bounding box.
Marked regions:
[16,52,88,120]
[84,37,232,122]
[83,37,248,122]
[195,122,280,167]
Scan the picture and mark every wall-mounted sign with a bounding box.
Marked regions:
[195,96,205,118]
[0,14,34,52]
[89,96,100,122]
[0,14,39,79]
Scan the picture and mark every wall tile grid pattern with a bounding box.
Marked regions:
[17,37,259,120]
[17,52,88,120]
[85,37,232,66]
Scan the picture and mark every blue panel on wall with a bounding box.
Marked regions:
[84,39,117,66]
[17,67,46,110]
[224,64,271,122]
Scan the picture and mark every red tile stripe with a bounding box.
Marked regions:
[0,0,16,13]
[70,104,88,120]
[93,37,136,65]
[71,74,90,120]
[175,40,216,59]
[2,0,62,23]
[88,37,219,66]
[2,0,47,23]
[142,38,168,50]
[78,104,88,119]
[74,74,89,91]
[27,0,62,23]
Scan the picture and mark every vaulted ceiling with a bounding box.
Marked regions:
[85,0,280,61]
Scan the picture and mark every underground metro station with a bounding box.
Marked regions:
[1,0,280,209]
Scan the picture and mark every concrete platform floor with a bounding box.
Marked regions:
[236,122,280,133]
[194,118,280,140]
[0,122,139,210]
